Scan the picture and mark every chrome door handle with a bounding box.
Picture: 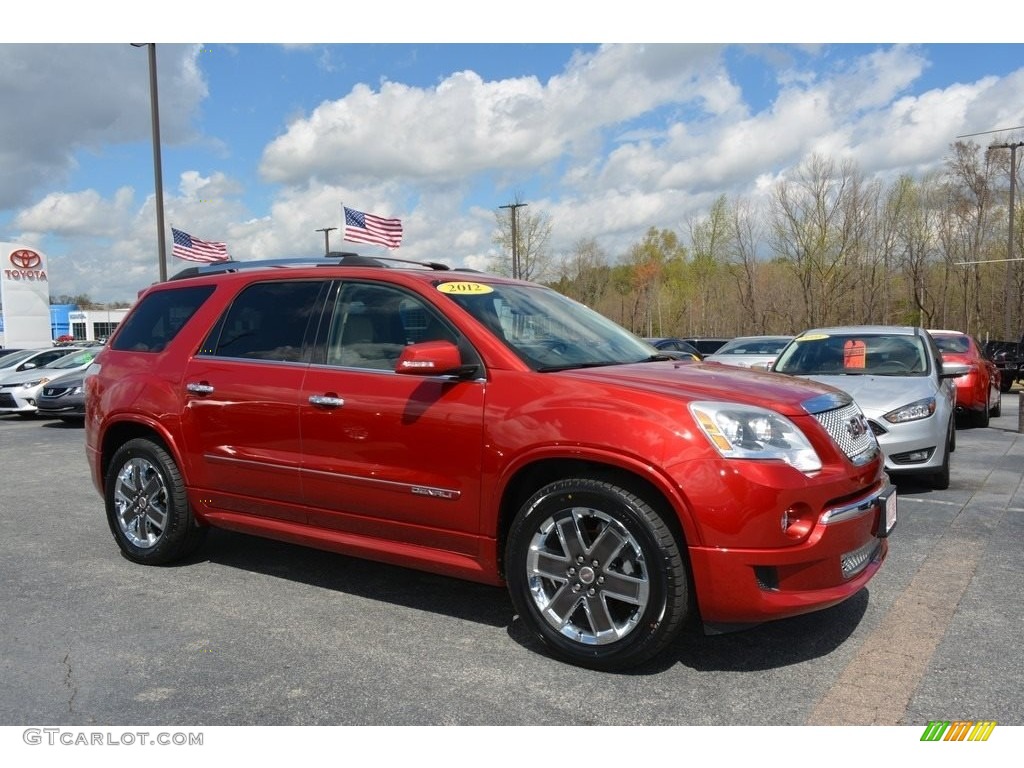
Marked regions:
[186,382,215,395]
[309,394,345,408]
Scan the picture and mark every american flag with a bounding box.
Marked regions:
[343,206,403,249]
[171,227,230,263]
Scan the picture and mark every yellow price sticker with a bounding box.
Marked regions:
[798,333,830,341]
[437,281,494,295]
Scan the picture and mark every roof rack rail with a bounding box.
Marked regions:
[325,252,451,271]
[168,252,454,281]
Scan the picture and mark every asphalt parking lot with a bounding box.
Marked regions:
[1,401,1022,728]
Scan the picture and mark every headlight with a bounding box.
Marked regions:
[689,401,822,472]
[21,378,48,389]
[883,397,936,424]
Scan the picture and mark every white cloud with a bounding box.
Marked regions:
[0,44,207,209]
[259,45,724,186]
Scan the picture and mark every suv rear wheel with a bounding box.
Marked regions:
[506,478,690,671]
[104,438,206,564]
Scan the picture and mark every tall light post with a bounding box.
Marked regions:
[990,141,1024,338]
[132,43,168,282]
[499,202,527,279]
[315,227,337,256]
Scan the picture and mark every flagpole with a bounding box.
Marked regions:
[340,202,346,251]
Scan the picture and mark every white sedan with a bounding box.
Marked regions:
[0,348,100,417]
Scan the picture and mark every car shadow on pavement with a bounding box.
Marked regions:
[170,526,871,676]
[195,528,514,629]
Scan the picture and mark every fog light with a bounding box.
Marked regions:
[781,503,813,540]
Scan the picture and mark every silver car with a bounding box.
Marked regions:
[704,335,793,369]
[771,326,965,489]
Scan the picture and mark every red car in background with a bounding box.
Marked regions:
[928,330,1001,427]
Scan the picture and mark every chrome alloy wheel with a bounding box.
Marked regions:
[112,457,170,549]
[525,508,651,645]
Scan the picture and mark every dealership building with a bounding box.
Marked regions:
[0,242,130,348]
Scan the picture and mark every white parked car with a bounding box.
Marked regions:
[0,348,99,417]
[704,335,793,369]
[0,347,82,377]
[771,326,965,489]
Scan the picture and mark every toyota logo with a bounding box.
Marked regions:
[10,249,41,269]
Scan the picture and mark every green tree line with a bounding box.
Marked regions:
[495,141,1024,343]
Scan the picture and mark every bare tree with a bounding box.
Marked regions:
[768,155,859,328]
[492,196,554,282]
[687,196,732,333]
[553,238,611,308]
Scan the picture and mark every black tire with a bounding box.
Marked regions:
[506,478,690,671]
[104,438,206,564]
[930,426,952,490]
[974,405,990,428]
[1000,375,1014,393]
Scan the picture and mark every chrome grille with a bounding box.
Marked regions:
[811,402,877,465]
[842,539,881,579]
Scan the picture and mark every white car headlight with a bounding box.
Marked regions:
[689,401,822,473]
[21,378,48,389]
[883,397,936,424]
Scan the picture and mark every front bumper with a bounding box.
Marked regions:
[689,481,894,625]
[870,416,948,474]
[0,386,38,413]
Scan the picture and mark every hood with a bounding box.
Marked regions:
[558,361,844,417]
[786,373,938,417]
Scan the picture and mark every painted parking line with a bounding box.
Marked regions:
[805,535,983,725]
[806,440,1024,725]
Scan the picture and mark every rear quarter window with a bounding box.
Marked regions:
[110,285,216,353]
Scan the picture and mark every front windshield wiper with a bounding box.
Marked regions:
[536,361,621,373]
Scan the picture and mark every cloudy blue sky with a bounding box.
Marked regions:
[3,4,1024,302]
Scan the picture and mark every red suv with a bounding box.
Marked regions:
[85,255,894,670]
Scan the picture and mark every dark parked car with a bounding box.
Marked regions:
[983,338,1023,392]
[85,254,893,670]
[644,337,702,360]
[683,337,731,356]
[35,370,87,422]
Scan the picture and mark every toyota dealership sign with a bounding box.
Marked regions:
[0,242,52,348]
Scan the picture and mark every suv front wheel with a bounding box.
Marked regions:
[506,478,690,671]
[104,438,206,564]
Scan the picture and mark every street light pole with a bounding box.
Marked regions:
[315,227,337,256]
[991,141,1024,339]
[132,44,168,282]
[499,202,527,279]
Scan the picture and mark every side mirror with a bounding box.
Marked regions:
[939,361,969,379]
[395,340,464,377]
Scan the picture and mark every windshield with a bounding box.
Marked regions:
[774,332,930,376]
[0,349,40,368]
[713,337,791,356]
[442,282,658,371]
[931,334,970,354]
[48,349,98,370]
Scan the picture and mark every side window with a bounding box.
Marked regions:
[324,283,465,371]
[110,285,215,353]
[200,281,324,362]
